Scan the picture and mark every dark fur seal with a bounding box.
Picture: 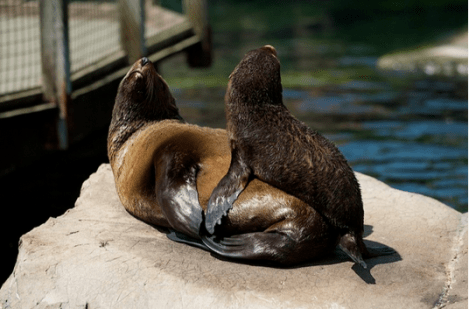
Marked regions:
[107,57,340,265]
[205,46,392,268]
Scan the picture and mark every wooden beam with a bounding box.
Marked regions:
[39,0,72,150]
[119,0,147,64]
[182,0,212,67]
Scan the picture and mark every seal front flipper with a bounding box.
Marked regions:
[205,147,251,234]
[156,151,203,239]
[205,183,244,234]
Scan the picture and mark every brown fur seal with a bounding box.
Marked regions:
[107,57,340,265]
[205,46,392,268]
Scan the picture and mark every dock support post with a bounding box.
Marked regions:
[119,0,147,65]
[39,0,72,150]
[183,0,212,67]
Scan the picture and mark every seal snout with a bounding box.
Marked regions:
[141,57,149,66]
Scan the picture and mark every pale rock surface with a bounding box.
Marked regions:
[377,30,468,77]
[1,164,467,309]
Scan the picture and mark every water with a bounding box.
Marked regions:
[160,2,468,212]
[287,79,467,212]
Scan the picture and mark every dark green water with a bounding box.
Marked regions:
[160,1,468,212]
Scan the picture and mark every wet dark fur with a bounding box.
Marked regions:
[107,57,344,266]
[206,46,372,267]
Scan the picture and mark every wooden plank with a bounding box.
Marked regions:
[146,19,195,54]
[0,88,43,112]
[71,50,128,91]
[148,33,200,62]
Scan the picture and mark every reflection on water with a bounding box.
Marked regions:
[162,2,467,212]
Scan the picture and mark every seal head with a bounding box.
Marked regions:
[108,57,181,163]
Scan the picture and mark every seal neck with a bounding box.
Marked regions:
[107,94,183,164]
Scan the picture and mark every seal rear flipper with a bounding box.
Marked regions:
[205,147,251,234]
[338,233,367,269]
[200,232,296,264]
[167,229,210,251]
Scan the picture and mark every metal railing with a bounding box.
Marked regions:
[69,1,121,74]
[0,0,210,152]
[0,0,209,100]
[0,1,41,95]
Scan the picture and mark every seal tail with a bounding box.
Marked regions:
[338,233,367,269]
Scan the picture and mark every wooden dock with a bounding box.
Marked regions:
[0,0,211,176]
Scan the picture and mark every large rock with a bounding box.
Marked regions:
[1,164,467,309]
